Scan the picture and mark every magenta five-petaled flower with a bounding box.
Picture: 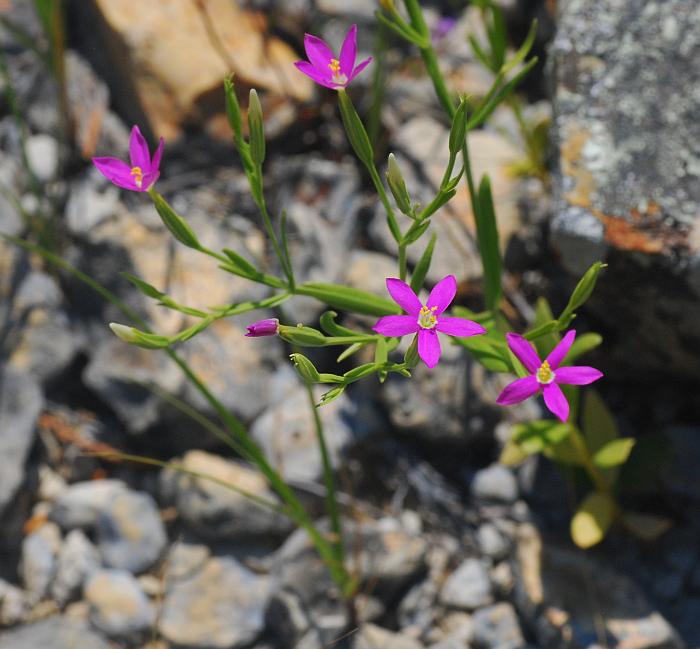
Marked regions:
[496,330,603,422]
[245,318,279,338]
[92,125,163,193]
[373,275,486,369]
[294,24,372,90]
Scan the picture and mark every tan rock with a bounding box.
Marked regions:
[89,0,313,138]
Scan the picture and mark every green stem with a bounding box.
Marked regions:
[306,383,345,571]
[398,244,408,281]
[257,197,296,290]
[368,165,402,244]
[569,426,609,494]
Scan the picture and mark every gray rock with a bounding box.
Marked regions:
[96,488,167,573]
[163,540,210,581]
[50,479,127,529]
[0,578,32,626]
[26,134,59,182]
[19,522,61,602]
[160,555,269,648]
[472,603,525,649]
[426,612,474,649]
[316,0,376,18]
[85,569,155,640]
[353,624,424,649]
[51,529,101,605]
[439,559,493,611]
[65,169,119,234]
[470,464,518,503]
[398,578,439,634]
[160,449,291,540]
[251,366,376,482]
[514,523,683,648]
[550,0,700,377]
[0,616,110,649]
[0,365,43,517]
[265,590,310,648]
[477,523,511,560]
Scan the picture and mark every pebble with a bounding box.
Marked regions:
[159,556,269,648]
[477,522,511,560]
[26,134,59,182]
[472,603,525,649]
[84,569,155,640]
[439,559,493,610]
[51,529,101,605]
[470,464,519,503]
[353,623,425,649]
[19,522,61,601]
[0,615,110,649]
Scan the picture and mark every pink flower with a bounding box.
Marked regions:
[294,25,372,89]
[245,318,279,337]
[373,275,486,369]
[496,330,603,422]
[92,125,163,192]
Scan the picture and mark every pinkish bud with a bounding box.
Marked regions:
[245,318,279,337]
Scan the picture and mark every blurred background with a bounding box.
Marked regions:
[0,0,699,647]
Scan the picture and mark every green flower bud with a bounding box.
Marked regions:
[386,153,412,215]
[248,89,265,167]
[278,324,327,347]
[289,353,321,383]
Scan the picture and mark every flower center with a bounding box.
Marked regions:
[130,166,144,188]
[417,305,438,329]
[328,58,347,85]
[536,360,555,384]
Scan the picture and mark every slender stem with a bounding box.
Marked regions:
[398,244,407,281]
[368,165,402,243]
[568,426,609,494]
[306,383,345,569]
[257,197,295,290]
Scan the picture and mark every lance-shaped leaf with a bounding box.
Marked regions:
[109,323,170,349]
[570,491,616,549]
[593,438,636,468]
[296,282,400,317]
[248,89,265,167]
[476,175,502,312]
[337,89,374,168]
[150,191,201,250]
[558,261,607,327]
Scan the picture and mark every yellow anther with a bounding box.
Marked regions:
[536,360,555,384]
[328,58,341,74]
[418,305,438,329]
[130,166,144,188]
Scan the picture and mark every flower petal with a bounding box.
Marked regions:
[303,33,335,70]
[349,57,372,82]
[141,170,160,192]
[418,329,441,368]
[129,125,151,171]
[435,317,486,337]
[546,329,576,369]
[150,137,164,173]
[496,375,539,406]
[554,366,603,385]
[339,24,357,77]
[373,315,419,337]
[92,157,139,191]
[426,275,456,315]
[543,383,569,422]
[505,333,541,373]
[294,60,335,88]
[386,278,422,315]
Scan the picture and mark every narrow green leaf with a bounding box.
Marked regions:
[402,219,430,245]
[570,491,616,549]
[593,438,636,468]
[122,273,163,300]
[109,323,170,349]
[476,175,502,313]
[410,232,436,293]
[448,97,469,156]
[563,332,603,365]
[454,335,511,373]
[248,89,265,167]
[582,390,619,454]
[511,420,573,455]
[319,311,360,337]
[223,76,243,141]
[558,261,606,327]
[386,153,412,215]
[296,282,400,317]
[344,363,377,382]
[337,342,366,363]
[221,248,260,277]
[374,338,388,365]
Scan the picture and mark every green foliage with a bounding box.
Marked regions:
[571,492,616,549]
[476,176,503,313]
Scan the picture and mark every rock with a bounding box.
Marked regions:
[96,488,167,573]
[159,555,269,649]
[163,540,210,581]
[26,134,59,182]
[344,250,398,299]
[470,464,518,504]
[85,569,156,640]
[472,603,525,649]
[251,367,376,483]
[0,616,110,649]
[0,578,32,626]
[550,0,700,377]
[65,168,119,234]
[353,624,424,649]
[0,365,42,517]
[427,612,475,649]
[514,523,683,648]
[76,0,312,139]
[19,522,62,602]
[51,530,101,605]
[439,559,493,611]
[316,0,376,18]
[398,578,439,635]
[50,479,128,529]
[265,590,310,648]
[477,523,511,560]
[0,154,21,235]
[160,450,291,540]
[50,480,167,573]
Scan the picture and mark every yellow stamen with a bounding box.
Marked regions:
[418,305,438,329]
[328,58,341,74]
[130,166,144,188]
[328,58,347,85]
[536,360,555,384]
